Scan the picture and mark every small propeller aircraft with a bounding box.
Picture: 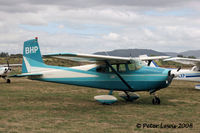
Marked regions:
[164,57,200,89]
[13,37,174,105]
[0,61,12,83]
[0,61,21,83]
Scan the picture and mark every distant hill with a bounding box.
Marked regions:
[178,50,200,58]
[164,50,200,58]
[94,49,168,57]
[94,49,200,58]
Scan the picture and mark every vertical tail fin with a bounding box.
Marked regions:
[22,37,45,73]
[150,60,159,67]
[139,55,159,67]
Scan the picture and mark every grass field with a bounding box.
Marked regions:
[0,78,200,133]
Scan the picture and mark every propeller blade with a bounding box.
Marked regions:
[167,70,175,83]
[4,60,11,74]
[7,60,11,71]
[177,66,181,72]
[7,60,10,68]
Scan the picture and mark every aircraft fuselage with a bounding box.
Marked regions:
[29,64,171,92]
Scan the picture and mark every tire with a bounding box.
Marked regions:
[152,97,160,105]
[152,98,156,104]
[7,79,11,83]
[155,97,160,105]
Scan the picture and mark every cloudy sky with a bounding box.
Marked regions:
[0,0,200,54]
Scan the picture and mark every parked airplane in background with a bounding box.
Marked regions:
[139,55,161,67]
[0,61,21,83]
[164,57,200,89]
[13,37,174,105]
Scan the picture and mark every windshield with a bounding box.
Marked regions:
[129,59,144,70]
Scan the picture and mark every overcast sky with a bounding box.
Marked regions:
[0,0,200,54]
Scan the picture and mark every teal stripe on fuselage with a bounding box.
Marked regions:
[30,64,170,92]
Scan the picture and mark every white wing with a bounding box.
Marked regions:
[138,55,170,61]
[44,53,170,64]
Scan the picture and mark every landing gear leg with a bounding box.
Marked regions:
[124,91,132,101]
[152,96,160,105]
[151,93,160,105]
[109,90,113,95]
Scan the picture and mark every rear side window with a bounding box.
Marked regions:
[96,66,108,72]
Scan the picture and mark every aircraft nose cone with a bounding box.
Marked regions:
[167,70,175,84]
[161,69,174,85]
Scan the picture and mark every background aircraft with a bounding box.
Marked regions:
[14,38,174,105]
[0,61,11,83]
[0,61,21,83]
[164,57,200,89]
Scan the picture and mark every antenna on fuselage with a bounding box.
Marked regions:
[104,51,110,56]
[129,51,133,60]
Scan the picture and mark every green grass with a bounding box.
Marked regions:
[0,78,200,133]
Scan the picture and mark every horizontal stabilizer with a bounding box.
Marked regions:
[11,73,43,77]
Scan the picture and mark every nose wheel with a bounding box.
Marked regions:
[150,91,161,105]
[6,79,11,83]
[152,96,160,105]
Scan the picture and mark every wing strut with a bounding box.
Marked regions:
[105,61,133,91]
[147,60,152,66]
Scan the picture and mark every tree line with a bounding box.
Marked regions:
[177,54,196,59]
[0,52,22,58]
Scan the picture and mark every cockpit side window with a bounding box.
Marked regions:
[111,64,117,72]
[118,64,126,72]
[96,64,127,73]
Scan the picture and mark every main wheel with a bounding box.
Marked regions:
[152,97,160,105]
[7,79,11,83]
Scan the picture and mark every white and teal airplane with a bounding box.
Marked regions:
[14,37,174,105]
